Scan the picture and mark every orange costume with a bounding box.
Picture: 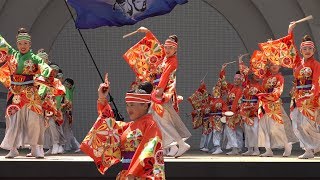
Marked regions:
[288,31,320,154]
[81,99,165,179]
[219,67,244,152]
[219,68,243,129]
[239,62,262,126]
[288,32,320,120]
[257,72,284,123]
[239,61,261,154]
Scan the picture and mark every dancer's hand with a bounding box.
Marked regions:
[126,175,135,180]
[137,26,149,33]
[288,21,296,34]
[98,83,109,99]
[155,88,164,99]
[221,63,227,70]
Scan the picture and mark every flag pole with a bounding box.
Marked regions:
[64,0,123,121]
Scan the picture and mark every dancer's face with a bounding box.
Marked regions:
[234,75,242,86]
[51,69,58,78]
[64,81,73,89]
[301,46,315,59]
[17,40,31,54]
[164,45,177,58]
[234,77,242,86]
[269,64,280,74]
[126,102,148,121]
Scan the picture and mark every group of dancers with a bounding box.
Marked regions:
[0,28,80,158]
[194,20,320,159]
[0,18,320,179]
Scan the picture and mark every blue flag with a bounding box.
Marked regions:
[68,0,188,29]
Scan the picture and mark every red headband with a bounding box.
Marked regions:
[300,41,315,49]
[125,93,151,103]
[164,39,178,48]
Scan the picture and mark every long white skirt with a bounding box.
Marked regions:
[212,129,222,147]
[258,114,288,149]
[199,132,213,149]
[225,125,243,149]
[282,107,298,143]
[291,108,320,150]
[1,106,44,150]
[152,102,192,148]
[244,117,259,148]
[62,114,80,151]
[44,118,66,149]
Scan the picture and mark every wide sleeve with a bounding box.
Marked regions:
[219,68,233,91]
[33,54,52,78]
[0,35,16,88]
[311,61,320,97]
[157,59,177,90]
[80,99,128,174]
[126,121,165,179]
[231,88,243,113]
[38,85,48,98]
[239,61,250,87]
[0,62,11,88]
[0,35,17,57]
[97,98,115,118]
[288,32,302,69]
[222,100,228,112]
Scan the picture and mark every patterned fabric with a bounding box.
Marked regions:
[190,109,203,130]
[188,83,209,110]
[208,97,227,132]
[257,73,284,124]
[123,32,165,82]
[0,62,11,88]
[80,101,165,179]
[0,46,11,88]
[188,83,209,129]
[250,50,268,78]
[258,33,297,68]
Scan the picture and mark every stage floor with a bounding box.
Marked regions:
[1,149,320,179]
[0,149,319,162]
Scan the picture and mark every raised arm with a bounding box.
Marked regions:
[219,63,232,90]
[97,83,114,118]
[0,35,17,60]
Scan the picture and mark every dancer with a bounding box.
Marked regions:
[219,63,244,155]
[61,78,81,152]
[239,55,261,156]
[287,21,320,159]
[42,63,66,155]
[80,76,165,179]
[0,28,53,158]
[257,62,293,157]
[209,80,228,155]
[137,27,191,157]
[196,82,213,153]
